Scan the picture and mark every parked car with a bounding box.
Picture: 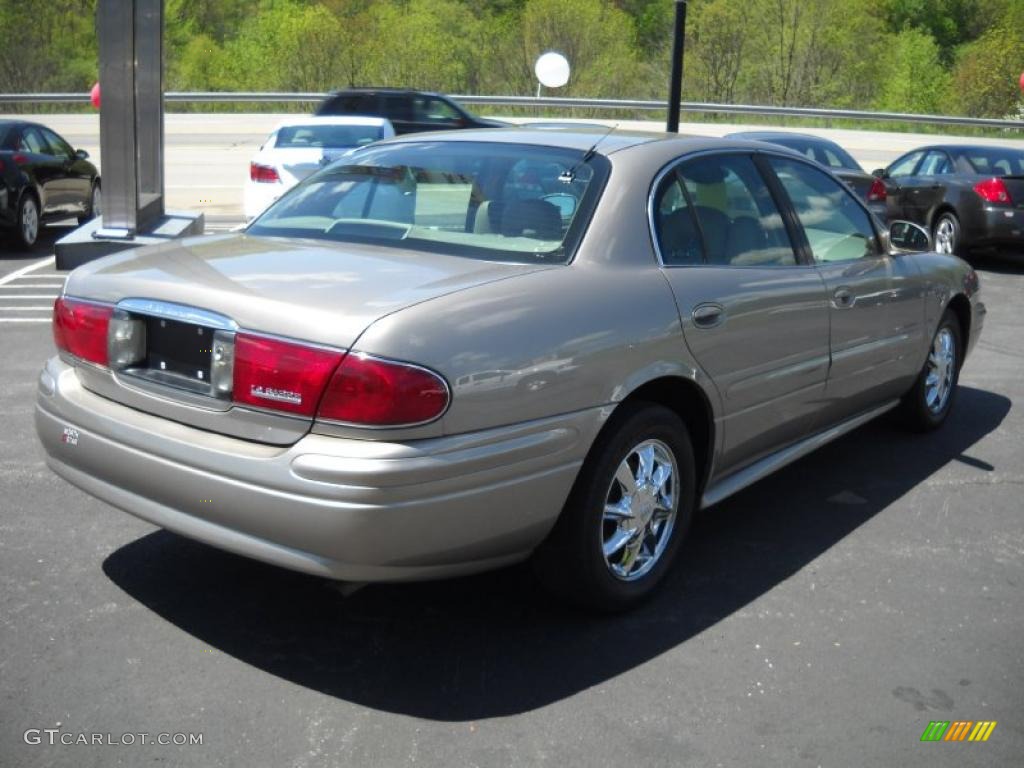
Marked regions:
[37,129,983,611]
[0,119,100,248]
[245,116,395,220]
[872,144,1024,256]
[726,131,887,220]
[315,88,505,134]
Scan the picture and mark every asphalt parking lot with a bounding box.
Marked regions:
[1,233,1022,767]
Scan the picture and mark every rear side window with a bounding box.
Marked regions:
[18,127,49,154]
[918,151,952,176]
[768,157,878,263]
[318,94,377,116]
[678,154,795,267]
[652,173,704,265]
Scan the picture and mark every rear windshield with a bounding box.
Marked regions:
[770,138,861,171]
[275,124,385,149]
[961,148,1024,176]
[247,141,609,264]
[0,124,11,149]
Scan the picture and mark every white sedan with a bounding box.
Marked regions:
[244,116,395,220]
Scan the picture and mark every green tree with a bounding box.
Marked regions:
[875,29,951,114]
[948,2,1024,117]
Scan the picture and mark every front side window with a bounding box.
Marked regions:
[678,154,795,267]
[248,141,608,265]
[887,151,923,178]
[768,157,878,263]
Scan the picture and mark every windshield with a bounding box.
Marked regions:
[275,124,385,149]
[961,147,1024,176]
[246,141,608,264]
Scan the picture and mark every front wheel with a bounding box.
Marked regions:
[78,181,101,225]
[899,309,962,431]
[533,402,696,611]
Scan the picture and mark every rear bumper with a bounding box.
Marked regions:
[36,357,600,581]
[967,206,1024,248]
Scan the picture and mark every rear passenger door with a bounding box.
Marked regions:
[763,155,925,422]
[653,152,831,476]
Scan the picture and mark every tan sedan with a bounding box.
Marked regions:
[36,128,984,610]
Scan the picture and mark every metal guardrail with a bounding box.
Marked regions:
[1,91,1021,130]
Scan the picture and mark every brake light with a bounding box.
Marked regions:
[12,153,29,166]
[974,177,1012,204]
[867,177,887,203]
[317,354,449,426]
[232,334,343,417]
[249,162,280,183]
[52,297,113,366]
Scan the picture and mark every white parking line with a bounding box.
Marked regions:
[0,284,65,289]
[0,256,56,286]
[0,306,53,310]
[0,317,51,323]
[0,295,59,299]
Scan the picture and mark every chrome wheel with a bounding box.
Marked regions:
[20,197,38,245]
[602,439,679,581]
[925,327,956,414]
[934,216,956,254]
[91,185,102,218]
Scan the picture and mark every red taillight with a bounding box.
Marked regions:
[12,153,29,166]
[974,177,1012,205]
[52,297,113,367]
[249,162,280,183]
[0,158,4,172]
[318,354,449,427]
[867,177,887,203]
[232,334,343,417]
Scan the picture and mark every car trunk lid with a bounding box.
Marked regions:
[63,233,552,443]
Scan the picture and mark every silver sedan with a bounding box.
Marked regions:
[36,128,984,610]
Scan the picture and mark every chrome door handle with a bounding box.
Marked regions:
[692,303,725,328]
[832,288,855,309]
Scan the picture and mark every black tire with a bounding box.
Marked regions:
[15,193,40,249]
[932,211,961,257]
[78,181,101,225]
[532,401,697,612]
[899,309,962,431]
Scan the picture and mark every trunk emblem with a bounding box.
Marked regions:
[250,385,302,406]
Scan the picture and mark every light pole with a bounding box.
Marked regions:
[666,0,688,133]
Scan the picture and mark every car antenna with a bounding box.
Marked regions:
[559,124,618,183]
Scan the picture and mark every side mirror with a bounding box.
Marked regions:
[889,220,931,253]
[75,148,89,160]
[871,168,887,179]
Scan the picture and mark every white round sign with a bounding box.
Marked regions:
[534,52,570,89]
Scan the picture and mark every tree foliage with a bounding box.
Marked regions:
[1,0,1021,119]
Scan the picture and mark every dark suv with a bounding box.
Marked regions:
[315,88,505,135]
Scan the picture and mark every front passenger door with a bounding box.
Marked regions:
[764,156,925,423]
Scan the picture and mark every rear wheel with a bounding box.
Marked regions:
[933,212,960,256]
[78,182,101,225]
[533,402,696,611]
[15,194,39,248]
[899,309,961,431]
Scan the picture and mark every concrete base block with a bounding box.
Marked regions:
[54,211,205,271]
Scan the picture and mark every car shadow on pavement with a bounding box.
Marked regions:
[103,385,1010,721]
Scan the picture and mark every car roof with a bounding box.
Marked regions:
[378,126,804,159]
[325,87,445,98]
[913,144,1024,154]
[726,130,837,144]
[273,115,391,130]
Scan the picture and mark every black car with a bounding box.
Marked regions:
[873,144,1024,256]
[0,119,100,248]
[315,88,505,135]
[726,131,887,220]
